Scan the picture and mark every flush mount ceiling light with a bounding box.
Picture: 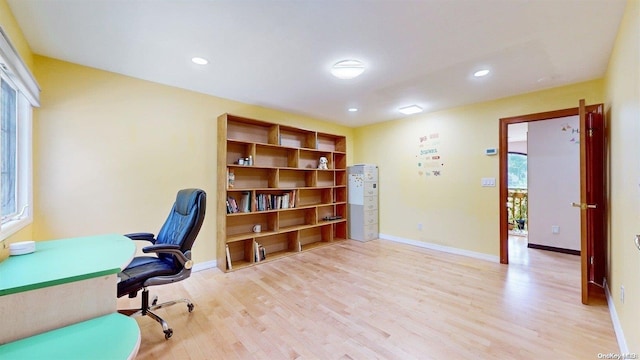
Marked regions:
[474,69,490,77]
[331,60,365,79]
[191,57,208,65]
[348,108,358,112]
[399,105,423,115]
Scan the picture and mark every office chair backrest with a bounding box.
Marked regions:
[156,188,206,262]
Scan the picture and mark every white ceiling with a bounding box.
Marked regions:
[7,0,626,127]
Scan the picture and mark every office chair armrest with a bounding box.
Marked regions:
[125,233,156,243]
[142,244,190,265]
[143,249,194,288]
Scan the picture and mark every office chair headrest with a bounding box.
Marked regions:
[175,188,204,215]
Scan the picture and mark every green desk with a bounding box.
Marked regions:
[0,313,140,360]
[0,234,137,348]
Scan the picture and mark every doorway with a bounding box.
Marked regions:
[506,124,529,234]
[499,102,607,304]
[500,107,582,263]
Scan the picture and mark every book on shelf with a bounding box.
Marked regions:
[240,191,250,213]
[225,244,232,270]
[256,193,270,211]
[227,196,239,214]
[254,241,260,262]
[254,241,266,262]
[259,244,266,261]
[289,189,296,208]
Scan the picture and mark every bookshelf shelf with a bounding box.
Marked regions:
[217,114,348,272]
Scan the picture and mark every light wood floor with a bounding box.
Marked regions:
[119,237,618,359]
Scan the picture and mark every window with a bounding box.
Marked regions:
[0,71,32,240]
[507,152,527,189]
[2,77,17,218]
[0,27,39,240]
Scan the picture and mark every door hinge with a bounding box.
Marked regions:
[590,256,594,265]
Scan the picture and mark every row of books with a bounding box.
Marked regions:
[227,191,297,214]
[255,190,296,211]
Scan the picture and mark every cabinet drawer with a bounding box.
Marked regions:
[364,182,378,196]
[363,168,378,181]
[363,210,378,225]
[363,196,378,210]
[363,224,378,240]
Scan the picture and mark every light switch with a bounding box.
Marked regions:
[481,177,496,187]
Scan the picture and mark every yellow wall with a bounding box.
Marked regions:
[604,0,639,351]
[0,0,32,71]
[353,80,603,255]
[32,56,353,264]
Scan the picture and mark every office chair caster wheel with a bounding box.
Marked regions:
[164,328,173,340]
[187,303,194,312]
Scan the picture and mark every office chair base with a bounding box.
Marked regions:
[118,288,194,340]
[150,297,195,313]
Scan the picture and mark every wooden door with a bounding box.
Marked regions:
[577,99,606,304]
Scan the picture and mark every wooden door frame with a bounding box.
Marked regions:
[499,105,601,264]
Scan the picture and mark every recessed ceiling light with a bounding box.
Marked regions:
[474,69,490,77]
[192,57,208,65]
[348,108,358,112]
[331,60,365,79]
[399,105,423,115]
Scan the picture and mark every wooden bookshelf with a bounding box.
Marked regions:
[217,114,348,272]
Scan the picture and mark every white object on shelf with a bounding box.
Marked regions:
[9,240,36,256]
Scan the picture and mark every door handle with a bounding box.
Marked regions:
[635,235,640,251]
[571,202,597,209]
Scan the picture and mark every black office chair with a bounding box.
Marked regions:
[117,188,206,339]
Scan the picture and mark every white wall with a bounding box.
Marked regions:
[508,140,527,154]
[527,115,580,251]
[508,122,528,154]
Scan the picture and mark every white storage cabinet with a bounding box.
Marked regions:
[348,164,378,241]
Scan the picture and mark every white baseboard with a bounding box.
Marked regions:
[378,233,500,263]
[604,279,629,354]
[192,260,217,272]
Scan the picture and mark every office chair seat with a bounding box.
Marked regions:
[117,257,176,298]
[117,188,206,340]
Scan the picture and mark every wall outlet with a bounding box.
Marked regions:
[620,285,625,304]
[417,223,423,231]
[551,225,560,234]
